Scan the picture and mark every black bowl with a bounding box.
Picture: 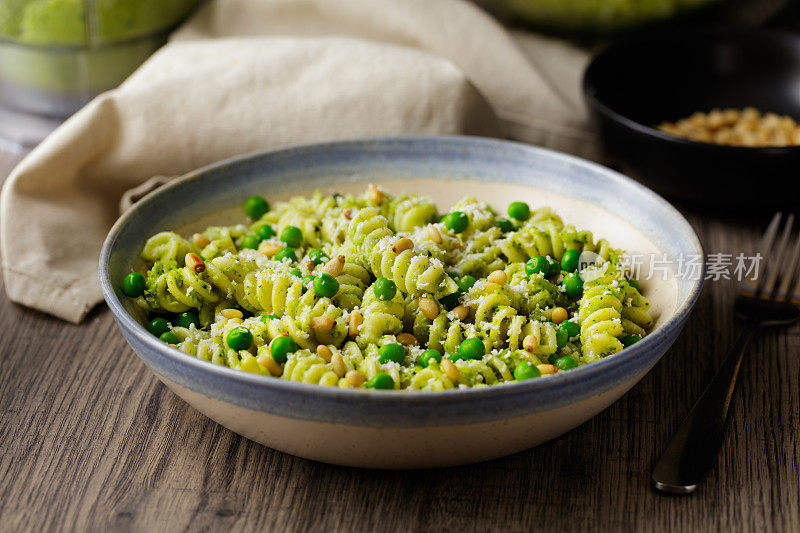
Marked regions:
[583,28,800,210]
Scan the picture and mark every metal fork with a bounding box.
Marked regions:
[652,213,800,494]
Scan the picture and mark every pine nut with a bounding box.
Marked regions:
[392,237,413,254]
[419,297,439,320]
[487,270,507,285]
[537,364,556,375]
[396,333,418,346]
[258,354,284,376]
[453,305,469,321]
[551,307,568,324]
[442,358,459,381]
[349,311,363,338]
[367,184,383,204]
[258,242,283,257]
[427,225,442,244]
[310,316,334,333]
[345,370,365,387]
[317,345,333,362]
[185,253,205,273]
[343,208,353,220]
[304,260,315,271]
[192,233,210,248]
[523,334,539,353]
[331,353,346,377]
[221,308,243,319]
[321,255,345,277]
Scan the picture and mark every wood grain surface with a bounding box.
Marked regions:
[0,151,797,532]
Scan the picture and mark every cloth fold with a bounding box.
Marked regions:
[0,0,593,323]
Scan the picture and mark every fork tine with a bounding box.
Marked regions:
[779,229,800,303]
[751,213,782,295]
[762,214,794,298]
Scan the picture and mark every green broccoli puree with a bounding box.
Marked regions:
[0,0,197,46]
[487,0,717,32]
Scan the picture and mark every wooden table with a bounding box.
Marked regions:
[0,150,797,532]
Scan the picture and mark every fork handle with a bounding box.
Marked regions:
[651,323,758,494]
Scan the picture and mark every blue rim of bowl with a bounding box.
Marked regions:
[99,135,704,415]
[582,27,800,153]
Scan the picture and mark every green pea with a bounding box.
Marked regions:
[525,255,549,276]
[159,331,179,345]
[559,320,581,340]
[457,275,477,292]
[514,361,541,380]
[545,257,561,278]
[440,291,461,311]
[556,326,568,349]
[122,272,146,298]
[420,349,442,367]
[147,317,170,337]
[245,196,270,219]
[555,356,578,371]
[373,277,397,301]
[448,352,463,362]
[280,226,303,248]
[308,248,328,265]
[508,201,530,221]
[496,217,516,233]
[302,275,316,287]
[378,343,405,364]
[621,334,642,347]
[269,336,297,363]
[261,314,279,323]
[563,272,584,299]
[366,373,395,390]
[443,211,469,233]
[274,247,297,263]
[256,224,275,240]
[561,249,580,273]
[448,272,459,280]
[290,268,302,278]
[175,311,200,329]
[241,234,260,250]
[226,327,253,351]
[313,274,339,298]
[459,338,485,360]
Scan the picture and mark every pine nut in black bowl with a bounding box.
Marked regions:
[583,28,800,211]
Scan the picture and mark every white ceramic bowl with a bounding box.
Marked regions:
[100,136,703,468]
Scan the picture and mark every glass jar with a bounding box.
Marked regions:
[0,0,199,117]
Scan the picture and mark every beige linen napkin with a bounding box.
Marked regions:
[0,0,593,323]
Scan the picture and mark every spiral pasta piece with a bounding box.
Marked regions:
[383,193,438,232]
[617,283,653,336]
[141,232,195,264]
[406,362,456,390]
[146,264,219,313]
[333,262,371,311]
[343,207,394,267]
[368,236,458,298]
[578,283,625,360]
[282,351,346,387]
[357,285,405,344]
